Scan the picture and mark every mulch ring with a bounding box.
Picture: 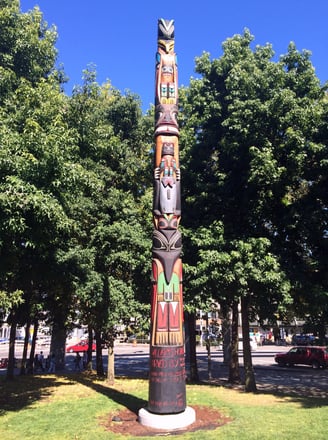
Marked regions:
[99,405,232,436]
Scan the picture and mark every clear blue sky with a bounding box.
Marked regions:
[20,0,328,112]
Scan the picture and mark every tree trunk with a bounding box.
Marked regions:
[228,300,241,383]
[51,316,67,371]
[184,311,199,382]
[86,325,93,371]
[6,317,17,380]
[95,329,104,376]
[205,339,212,380]
[20,320,31,375]
[221,308,231,365]
[241,295,257,392]
[107,343,115,384]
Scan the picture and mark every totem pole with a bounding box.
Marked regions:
[139,19,195,428]
[148,18,186,415]
[139,19,195,429]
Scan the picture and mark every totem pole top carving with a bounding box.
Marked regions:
[155,19,179,167]
[158,19,175,50]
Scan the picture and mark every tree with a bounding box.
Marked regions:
[65,70,153,379]
[179,29,326,390]
[0,2,59,94]
[0,2,80,377]
[279,89,328,339]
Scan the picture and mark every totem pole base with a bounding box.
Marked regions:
[138,406,196,431]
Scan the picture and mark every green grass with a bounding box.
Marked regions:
[0,373,327,439]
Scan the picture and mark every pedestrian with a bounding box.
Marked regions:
[35,351,44,372]
[34,353,39,372]
[74,352,81,371]
[48,353,56,373]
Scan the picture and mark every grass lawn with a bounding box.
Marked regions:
[0,372,327,439]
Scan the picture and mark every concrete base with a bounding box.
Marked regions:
[138,406,196,431]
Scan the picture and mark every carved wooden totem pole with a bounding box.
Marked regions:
[148,18,185,415]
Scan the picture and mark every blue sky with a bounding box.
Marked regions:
[20,1,328,112]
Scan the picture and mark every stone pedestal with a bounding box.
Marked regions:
[138,406,196,431]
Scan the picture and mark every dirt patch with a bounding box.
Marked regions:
[99,405,232,436]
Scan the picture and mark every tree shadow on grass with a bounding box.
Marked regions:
[0,373,147,417]
[64,373,148,415]
[196,378,328,408]
[0,375,75,415]
[256,383,328,408]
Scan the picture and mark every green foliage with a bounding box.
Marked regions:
[0,289,23,316]
[0,3,58,93]
[0,4,81,340]
[0,3,153,344]
[64,68,153,341]
[184,221,291,322]
[180,29,326,328]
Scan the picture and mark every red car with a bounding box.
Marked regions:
[275,346,328,369]
[66,341,96,353]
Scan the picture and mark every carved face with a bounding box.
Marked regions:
[153,229,182,252]
[161,142,174,156]
[155,104,178,129]
[161,64,174,81]
[157,39,175,54]
[158,215,179,230]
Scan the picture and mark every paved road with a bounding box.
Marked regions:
[194,346,328,397]
[1,343,327,397]
[112,344,328,397]
[1,341,279,373]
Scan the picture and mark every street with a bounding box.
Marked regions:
[112,344,328,397]
[1,343,327,397]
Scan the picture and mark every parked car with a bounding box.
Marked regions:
[275,346,328,369]
[66,341,96,353]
